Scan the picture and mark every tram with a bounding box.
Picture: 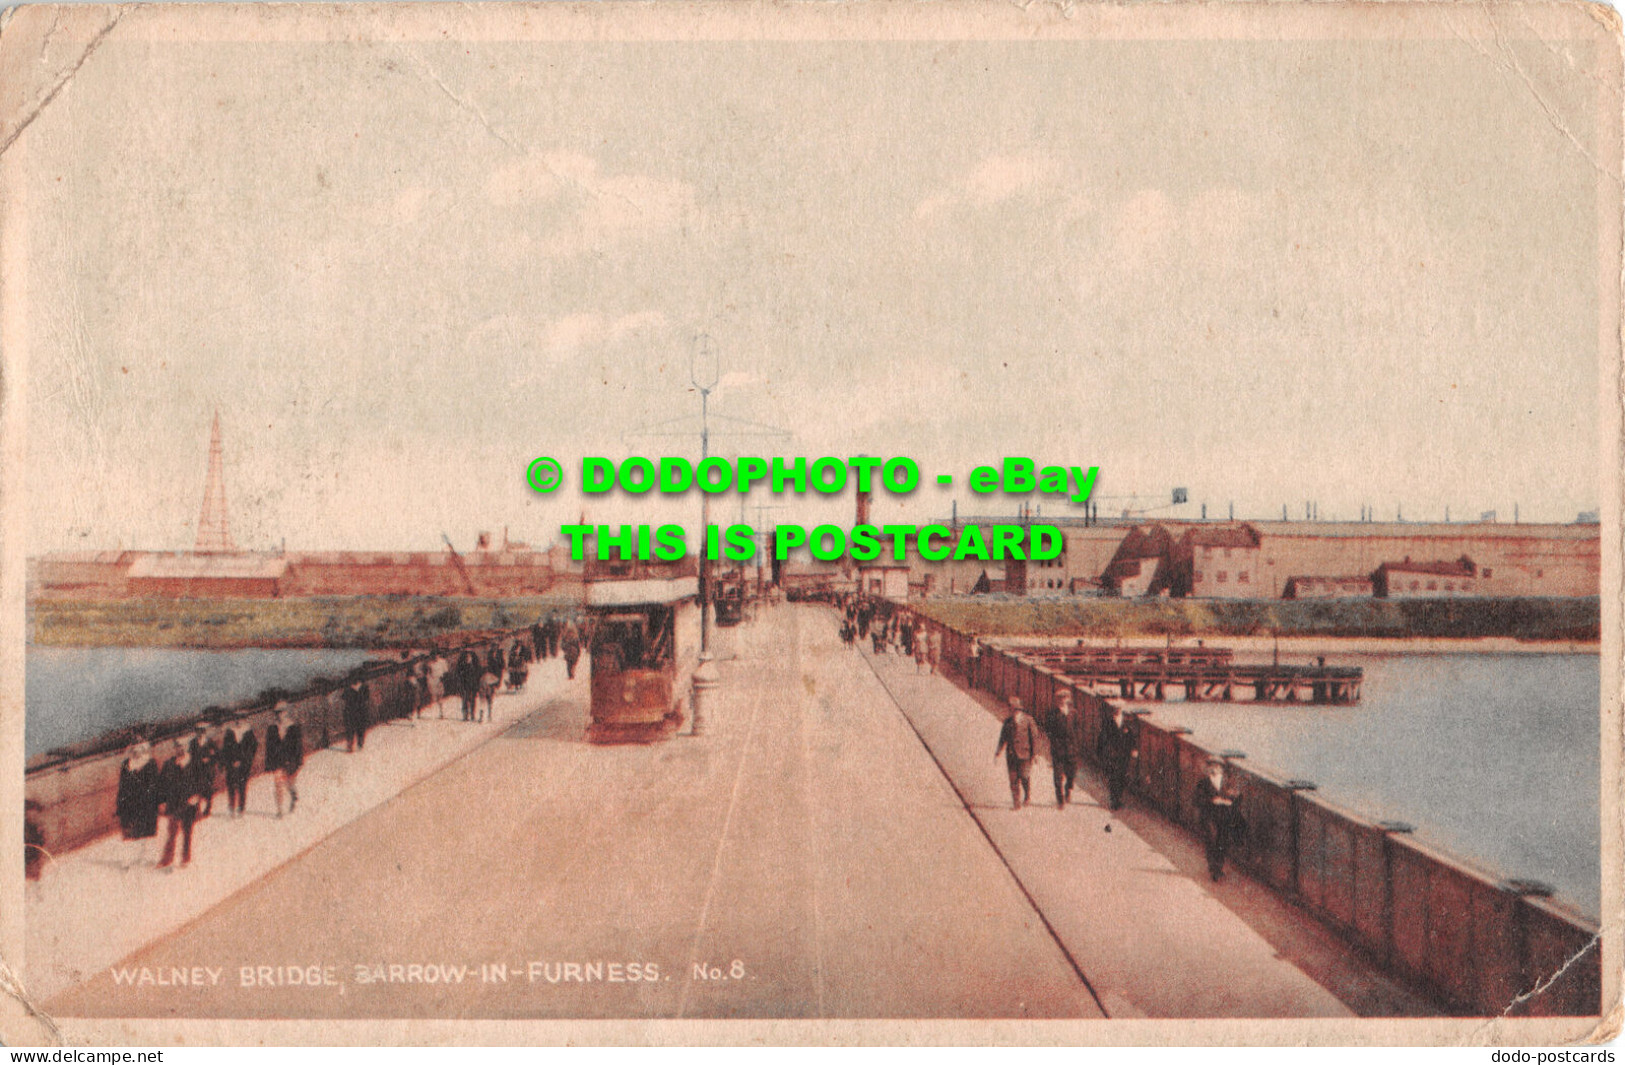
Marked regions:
[713,571,747,627]
[583,557,700,744]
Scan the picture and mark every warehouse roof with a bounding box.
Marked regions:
[126,554,289,580]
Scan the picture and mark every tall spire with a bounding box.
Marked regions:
[195,410,236,553]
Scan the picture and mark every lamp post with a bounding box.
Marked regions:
[689,335,720,735]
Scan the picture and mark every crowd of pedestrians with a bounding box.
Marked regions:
[107,617,580,873]
[836,594,940,674]
[112,701,320,871]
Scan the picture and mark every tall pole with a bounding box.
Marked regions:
[689,335,720,736]
[699,385,711,655]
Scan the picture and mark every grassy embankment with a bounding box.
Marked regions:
[31,594,1602,646]
[909,596,1601,642]
[29,595,584,649]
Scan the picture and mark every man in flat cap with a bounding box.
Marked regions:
[1193,756,1243,881]
[995,696,1041,810]
[1044,689,1083,806]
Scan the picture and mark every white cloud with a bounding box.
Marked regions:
[486,151,696,252]
[461,310,666,371]
[541,310,666,357]
[714,369,768,402]
[915,153,1067,220]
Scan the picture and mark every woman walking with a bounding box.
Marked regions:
[115,740,161,870]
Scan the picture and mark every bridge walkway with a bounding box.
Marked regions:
[36,605,1432,1021]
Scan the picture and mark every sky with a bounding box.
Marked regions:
[16,20,1613,552]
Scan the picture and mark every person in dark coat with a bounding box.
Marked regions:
[1043,690,1083,806]
[994,697,1041,810]
[220,720,258,817]
[341,679,371,752]
[507,647,528,692]
[456,650,479,720]
[1096,701,1138,811]
[488,644,506,689]
[561,622,582,680]
[157,744,206,868]
[1193,756,1243,881]
[116,740,161,869]
[187,724,220,818]
[531,622,546,662]
[266,704,304,817]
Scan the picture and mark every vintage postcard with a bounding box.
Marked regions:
[0,0,1620,1047]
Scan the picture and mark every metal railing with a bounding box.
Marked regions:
[877,600,1600,1017]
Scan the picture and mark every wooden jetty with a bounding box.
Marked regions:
[1015,645,1362,705]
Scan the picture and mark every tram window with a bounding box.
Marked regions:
[1426,581,1437,591]
[590,607,676,671]
[1217,572,1228,583]
[1194,571,1203,582]
[1238,571,1250,583]
[1483,567,1493,578]
[1409,580,1419,591]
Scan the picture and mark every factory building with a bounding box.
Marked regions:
[1372,557,1480,599]
[1282,575,1376,599]
[895,517,1599,601]
[1184,524,1264,599]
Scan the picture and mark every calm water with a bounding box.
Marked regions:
[26,646,1601,919]
[1144,654,1600,920]
[25,647,374,758]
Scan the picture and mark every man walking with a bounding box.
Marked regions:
[994,696,1040,810]
[1044,690,1083,806]
[220,720,257,818]
[561,622,582,680]
[487,644,506,694]
[341,678,371,752]
[455,650,478,721]
[266,703,304,818]
[156,742,205,868]
[1096,701,1138,811]
[187,724,220,818]
[1193,756,1242,881]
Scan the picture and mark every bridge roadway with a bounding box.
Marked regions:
[41,604,1431,1021]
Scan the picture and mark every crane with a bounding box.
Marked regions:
[440,533,478,596]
